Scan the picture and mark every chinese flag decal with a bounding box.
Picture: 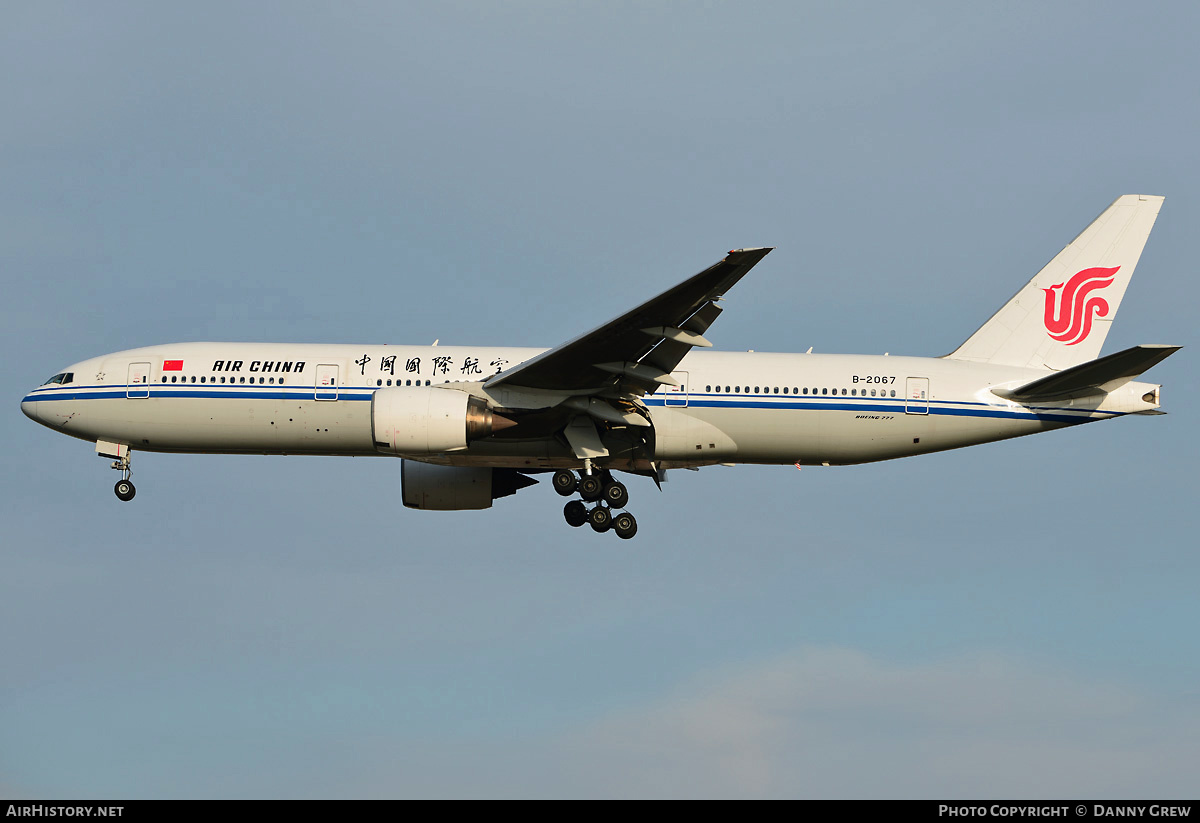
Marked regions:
[163,360,184,371]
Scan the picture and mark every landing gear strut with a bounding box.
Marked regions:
[557,468,638,539]
[110,451,135,501]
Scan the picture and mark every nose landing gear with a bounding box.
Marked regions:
[554,469,638,540]
[110,450,135,502]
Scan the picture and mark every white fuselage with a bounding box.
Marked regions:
[20,342,1160,471]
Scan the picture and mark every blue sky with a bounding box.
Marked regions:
[3,2,1197,798]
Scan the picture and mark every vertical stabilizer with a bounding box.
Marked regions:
[945,195,1163,371]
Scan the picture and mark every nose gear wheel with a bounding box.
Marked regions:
[114,479,136,501]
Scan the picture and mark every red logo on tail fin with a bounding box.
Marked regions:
[1042,266,1119,346]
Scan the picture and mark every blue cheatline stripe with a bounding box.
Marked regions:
[686,391,1139,418]
[685,391,1090,413]
[642,396,1118,424]
[24,387,374,402]
[24,385,1119,425]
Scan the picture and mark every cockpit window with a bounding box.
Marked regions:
[40,372,75,386]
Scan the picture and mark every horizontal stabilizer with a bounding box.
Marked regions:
[995,344,1181,402]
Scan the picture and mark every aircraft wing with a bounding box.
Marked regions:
[486,247,773,394]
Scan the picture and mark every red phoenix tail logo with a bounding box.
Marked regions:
[1042,266,1120,346]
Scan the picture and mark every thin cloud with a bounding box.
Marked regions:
[562,647,1200,798]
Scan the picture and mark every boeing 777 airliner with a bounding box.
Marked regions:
[21,195,1179,539]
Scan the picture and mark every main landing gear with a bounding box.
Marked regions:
[111,451,135,502]
[554,468,638,540]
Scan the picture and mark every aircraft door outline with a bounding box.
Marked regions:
[315,364,339,401]
[905,377,929,414]
[664,371,689,407]
[127,362,150,399]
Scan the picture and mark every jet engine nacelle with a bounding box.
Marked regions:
[401,461,538,510]
[371,387,500,454]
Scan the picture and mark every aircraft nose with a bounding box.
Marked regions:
[21,396,38,422]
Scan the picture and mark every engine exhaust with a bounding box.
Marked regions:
[465,396,517,440]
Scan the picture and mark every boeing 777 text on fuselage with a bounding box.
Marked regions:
[22,195,1179,539]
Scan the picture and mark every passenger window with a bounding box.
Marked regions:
[161,376,167,383]
[783,387,788,394]
[376,379,382,386]
[279,378,284,385]
[842,388,847,396]
[754,386,759,394]
[890,389,896,397]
